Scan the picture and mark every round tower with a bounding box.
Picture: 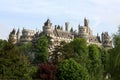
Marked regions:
[20,28,35,44]
[8,28,17,44]
[43,19,54,35]
[101,32,112,47]
[78,24,88,38]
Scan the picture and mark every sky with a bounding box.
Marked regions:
[0,0,120,40]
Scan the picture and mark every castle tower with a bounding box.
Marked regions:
[20,28,35,44]
[43,19,54,35]
[101,32,112,48]
[8,28,17,44]
[65,22,70,31]
[78,24,88,38]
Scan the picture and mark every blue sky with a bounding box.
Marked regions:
[0,0,120,39]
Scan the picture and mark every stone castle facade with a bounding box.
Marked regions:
[8,18,112,50]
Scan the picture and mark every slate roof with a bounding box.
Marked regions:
[89,35,101,43]
[53,29,74,39]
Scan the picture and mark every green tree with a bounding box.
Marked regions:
[57,58,89,80]
[0,40,32,79]
[18,42,34,61]
[87,44,103,80]
[55,38,88,65]
[34,35,49,64]
[108,26,120,80]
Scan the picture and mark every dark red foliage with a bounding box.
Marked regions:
[37,62,57,80]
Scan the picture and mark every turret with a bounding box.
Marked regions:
[78,24,88,38]
[65,22,69,31]
[43,19,54,35]
[20,28,35,44]
[101,32,112,48]
[8,28,17,44]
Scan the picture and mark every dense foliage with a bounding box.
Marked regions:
[53,38,88,65]
[34,35,49,64]
[57,58,89,80]
[107,27,120,80]
[0,40,32,79]
[37,62,57,80]
[87,44,103,80]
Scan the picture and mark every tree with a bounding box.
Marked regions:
[57,58,89,80]
[17,42,34,62]
[54,38,88,66]
[0,40,32,79]
[108,26,120,80]
[87,44,103,80]
[36,62,57,80]
[34,35,49,64]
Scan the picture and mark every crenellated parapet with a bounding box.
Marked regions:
[20,28,35,44]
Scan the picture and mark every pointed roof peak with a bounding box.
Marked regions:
[11,28,16,34]
[44,18,52,26]
[47,18,51,22]
[16,28,20,34]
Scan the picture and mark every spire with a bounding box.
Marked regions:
[70,27,73,32]
[16,28,20,35]
[78,24,80,28]
[16,28,20,43]
[11,28,16,34]
[84,17,89,27]
[44,19,52,26]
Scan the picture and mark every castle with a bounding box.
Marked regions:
[8,18,112,51]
